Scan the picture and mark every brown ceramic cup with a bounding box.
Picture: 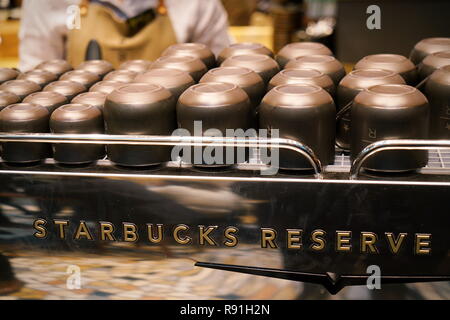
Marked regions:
[162,43,216,70]
[259,84,335,170]
[0,80,41,100]
[336,69,406,150]
[0,103,51,163]
[50,103,105,164]
[72,91,108,110]
[35,60,72,77]
[350,84,429,172]
[18,69,57,88]
[134,68,195,101]
[104,83,177,166]
[354,54,418,86]
[75,60,114,78]
[275,42,333,69]
[151,55,207,83]
[285,55,346,86]
[221,54,280,85]
[217,42,274,65]
[104,70,138,83]
[43,80,86,101]
[60,70,100,89]
[23,91,68,114]
[410,37,450,65]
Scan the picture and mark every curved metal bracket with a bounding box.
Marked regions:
[195,261,450,295]
[350,139,450,180]
[0,133,323,179]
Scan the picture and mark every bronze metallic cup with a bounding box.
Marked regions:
[35,60,72,77]
[104,83,176,166]
[424,65,450,139]
[336,69,406,150]
[18,69,57,88]
[217,42,274,65]
[410,37,450,65]
[221,54,280,84]
[418,50,450,81]
[134,68,195,101]
[75,60,114,78]
[90,80,124,95]
[60,70,100,89]
[72,91,108,110]
[151,55,207,82]
[285,55,346,86]
[44,80,86,101]
[0,68,19,85]
[200,66,265,110]
[0,80,41,100]
[351,84,429,172]
[0,91,20,110]
[104,70,138,83]
[50,103,105,164]
[259,84,335,170]
[23,91,68,114]
[268,68,335,96]
[354,54,418,86]
[119,60,152,73]
[275,42,333,69]
[0,103,51,163]
[162,43,216,70]
[177,82,252,167]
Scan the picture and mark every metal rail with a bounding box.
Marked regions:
[350,139,450,179]
[0,133,324,179]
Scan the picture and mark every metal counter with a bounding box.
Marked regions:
[0,134,449,299]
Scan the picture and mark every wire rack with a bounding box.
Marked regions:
[329,150,450,170]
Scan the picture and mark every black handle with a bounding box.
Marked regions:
[85,39,102,61]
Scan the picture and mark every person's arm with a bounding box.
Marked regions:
[168,0,233,56]
[190,0,233,55]
[19,0,71,72]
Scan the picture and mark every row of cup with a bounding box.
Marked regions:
[0,39,449,171]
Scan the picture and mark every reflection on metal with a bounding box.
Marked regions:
[0,134,449,297]
[195,261,450,295]
[350,140,450,180]
[0,133,323,179]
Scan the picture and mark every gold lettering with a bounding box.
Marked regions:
[33,219,47,239]
[385,232,407,254]
[123,223,138,242]
[147,224,163,244]
[336,231,352,252]
[261,228,277,248]
[415,233,432,255]
[199,225,218,246]
[99,222,116,241]
[360,232,379,254]
[287,229,302,249]
[310,229,326,251]
[74,221,93,240]
[173,224,191,245]
[54,220,69,239]
[224,227,238,247]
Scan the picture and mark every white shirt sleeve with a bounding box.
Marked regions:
[166,0,233,56]
[19,0,77,72]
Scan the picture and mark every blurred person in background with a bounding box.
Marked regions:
[19,0,232,71]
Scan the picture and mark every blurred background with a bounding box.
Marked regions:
[0,0,449,68]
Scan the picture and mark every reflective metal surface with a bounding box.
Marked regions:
[0,134,449,299]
